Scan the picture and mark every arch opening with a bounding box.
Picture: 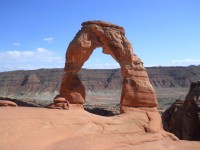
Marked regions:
[78,48,122,116]
[82,48,120,69]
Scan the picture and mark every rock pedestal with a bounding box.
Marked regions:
[53,20,158,110]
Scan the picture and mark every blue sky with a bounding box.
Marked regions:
[0,0,200,71]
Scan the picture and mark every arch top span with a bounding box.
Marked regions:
[64,20,134,74]
[53,20,158,112]
[82,20,125,34]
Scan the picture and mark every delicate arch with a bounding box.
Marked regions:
[57,21,158,111]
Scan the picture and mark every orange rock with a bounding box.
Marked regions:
[47,95,70,110]
[0,100,17,107]
[56,20,158,109]
[53,95,68,103]
[47,102,69,110]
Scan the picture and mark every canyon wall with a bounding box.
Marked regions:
[0,66,199,101]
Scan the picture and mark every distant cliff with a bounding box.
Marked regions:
[148,66,200,88]
[0,66,199,101]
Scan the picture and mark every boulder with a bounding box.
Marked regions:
[53,95,69,103]
[47,95,69,110]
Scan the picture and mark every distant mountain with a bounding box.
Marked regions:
[0,66,199,101]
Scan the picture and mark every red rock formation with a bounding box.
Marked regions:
[53,20,158,110]
[47,95,69,110]
[0,100,18,107]
[162,81,200,140]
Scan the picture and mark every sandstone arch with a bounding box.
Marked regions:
[55,21,158,111]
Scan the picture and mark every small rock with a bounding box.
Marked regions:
[0,100,18,107]
[53,95,68,103]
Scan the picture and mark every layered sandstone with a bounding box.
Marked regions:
[0,66,200,103]
[56,20,157,109]
[47,95,69,109]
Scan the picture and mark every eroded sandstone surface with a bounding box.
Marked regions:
[0,107,185,150]
[55,20,157,109]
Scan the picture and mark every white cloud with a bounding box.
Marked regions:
[43,37,54,43]
[0,48,64,71]
[171,58,200,66]
[6,50,34,58]
[13,42,21,46]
